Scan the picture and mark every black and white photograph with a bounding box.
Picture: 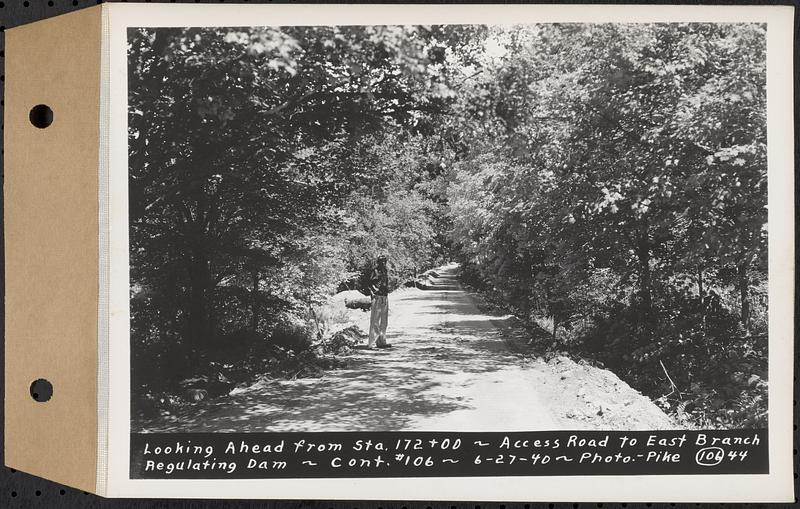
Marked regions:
[128,21,769,436]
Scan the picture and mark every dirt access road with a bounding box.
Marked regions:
[140,264,673,432]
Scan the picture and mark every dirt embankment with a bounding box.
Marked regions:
[532,354,674,430]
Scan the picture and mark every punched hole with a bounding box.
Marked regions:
[30,379,53,402]
[29,104,53,129]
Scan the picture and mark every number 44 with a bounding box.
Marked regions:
[728,450,748,461]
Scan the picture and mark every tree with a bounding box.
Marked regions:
[129,25,440,347]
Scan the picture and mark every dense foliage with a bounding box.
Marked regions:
[446,24,768,428]
[130,23,767,428]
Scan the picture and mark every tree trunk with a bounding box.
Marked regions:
[738,263,751,335]
[250,269,260,332]
[188,248,212,343]
[635,231,653,316]
[697,265,704,306]
[697,265,706,332]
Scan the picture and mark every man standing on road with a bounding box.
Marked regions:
[368,254,392,349]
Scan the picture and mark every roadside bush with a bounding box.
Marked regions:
[269,320,313,353]
[571,284,767,429]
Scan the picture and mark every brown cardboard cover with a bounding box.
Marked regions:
[4,5,102,493]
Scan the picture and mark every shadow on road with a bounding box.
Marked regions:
[135,265,537,432]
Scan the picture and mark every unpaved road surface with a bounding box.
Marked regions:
[138,264,673,432]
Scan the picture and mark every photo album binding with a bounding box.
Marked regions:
[3,2,795,501]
